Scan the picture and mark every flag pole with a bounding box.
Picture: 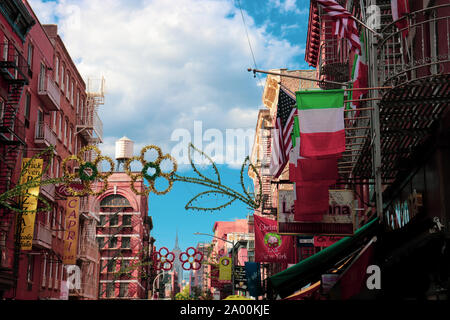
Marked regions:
[247,68,349,87]
[350,15,383,39]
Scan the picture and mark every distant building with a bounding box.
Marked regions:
[94,160,152,299]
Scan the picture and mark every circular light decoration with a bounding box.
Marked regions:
[152,247,175,271]
[124,145,177,196]
[179,247,203,271]
[62,145,115,196]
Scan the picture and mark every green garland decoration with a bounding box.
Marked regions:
[171,143,262,212]
[79,162,98,182]
[0,145,64,214]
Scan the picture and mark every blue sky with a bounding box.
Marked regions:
[29,0,312,252]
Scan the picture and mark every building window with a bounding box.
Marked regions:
[55,56,59,84]
[76,91,80,114]
[107,259,116,273]
[106,283,114,298]
[64,119,68,146]
[100,195,131,208]
[58,113,62,139]
[3,37,9,61]
[66,74,70,99]
[60,66,65,92]
[70,81,74,105]
[48,258,53,288]
[121,237,130,249]
[97,237,104,249]
[122,215,132,227]
[24,92,31,128]
[109,236,117,249]
[0,99,4,120]
[41,255,47,287]
[99,215,106,227]
[109,214,119,227]
[39,63,46,91]
[27,255,34,284]
[27,43,33,69]
[119,283,128,297]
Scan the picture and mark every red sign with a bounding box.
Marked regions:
[56,183,84,198]
[313,235,344,247]
[254,215,294,263]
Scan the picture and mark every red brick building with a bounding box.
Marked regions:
[94,172,153,299]
[0,0,100,300]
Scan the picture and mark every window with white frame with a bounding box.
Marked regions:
[55,56,59,84]
[60,66,65,92]
[42,255,47,287]
[3,37,8,61]
[66,74,70,99]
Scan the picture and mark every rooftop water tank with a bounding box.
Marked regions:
[115,136,134,160]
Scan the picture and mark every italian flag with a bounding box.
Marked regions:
[296,89,345,158]
[391,0,410,38]
[348,32,368,113]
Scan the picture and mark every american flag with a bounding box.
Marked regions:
[316,0,361,55]
[269,88,297,179]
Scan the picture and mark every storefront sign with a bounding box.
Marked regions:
[245,262,262,297]
[63,197,80,264]
[386,190,423,230]
[254,214,294,263]
[278,189,355,236]
[219,257,232,281]
[313,235,344,247]
[19,158,43,250]
[55,183,84,198]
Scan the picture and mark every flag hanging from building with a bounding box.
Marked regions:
[269,88,297,178]
[296,89,345,158]
[348,32,368,113]
[316,0,361,55]
[254,214,294,263]
[391,0,410,37]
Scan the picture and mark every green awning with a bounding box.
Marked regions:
[269,218,380,298]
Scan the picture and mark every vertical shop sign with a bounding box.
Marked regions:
[63,197,80,264]
[19,158,43,250]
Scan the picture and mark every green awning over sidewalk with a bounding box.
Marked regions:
[269,218,380,298]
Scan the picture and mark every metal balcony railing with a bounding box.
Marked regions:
[38,74,61,111]
[40,173,55,201]
[76,110,103,143]
[32,222,52,249]
[379,4,450,88]
[0,114,26,143]
[34,121,57,147]
[0,42,30,84]
[79,239,100,262]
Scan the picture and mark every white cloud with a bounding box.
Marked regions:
[30,0,302,167]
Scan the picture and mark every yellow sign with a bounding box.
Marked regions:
[19,158,43,250]
[63,197,80,264]
[219,257,232,281]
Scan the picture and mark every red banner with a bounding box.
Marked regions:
[254,215,294,263]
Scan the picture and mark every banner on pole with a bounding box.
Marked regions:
[219,257,232,281]
[63,197,80,264]
[19,158,43,250]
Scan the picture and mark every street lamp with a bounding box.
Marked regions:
[193,232,236,295]
[151,270,165,300]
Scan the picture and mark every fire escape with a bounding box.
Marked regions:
[76,77,104,145]
[334,1,450,227]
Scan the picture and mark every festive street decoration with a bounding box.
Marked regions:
[0,145,61,214]
[1,143,262,215]
[123,145,177,196]
[62,145,115,196]
[179,247,204,271]
[152,247,175,271]
[171,143,262,212]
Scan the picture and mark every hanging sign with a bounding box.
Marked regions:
[63,197,80,264]
[278,189,355,236]
[19,158,43,250]
[254,214,294,263]
[218,257,232,281]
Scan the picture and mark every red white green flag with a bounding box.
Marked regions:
[296,89,345,158]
